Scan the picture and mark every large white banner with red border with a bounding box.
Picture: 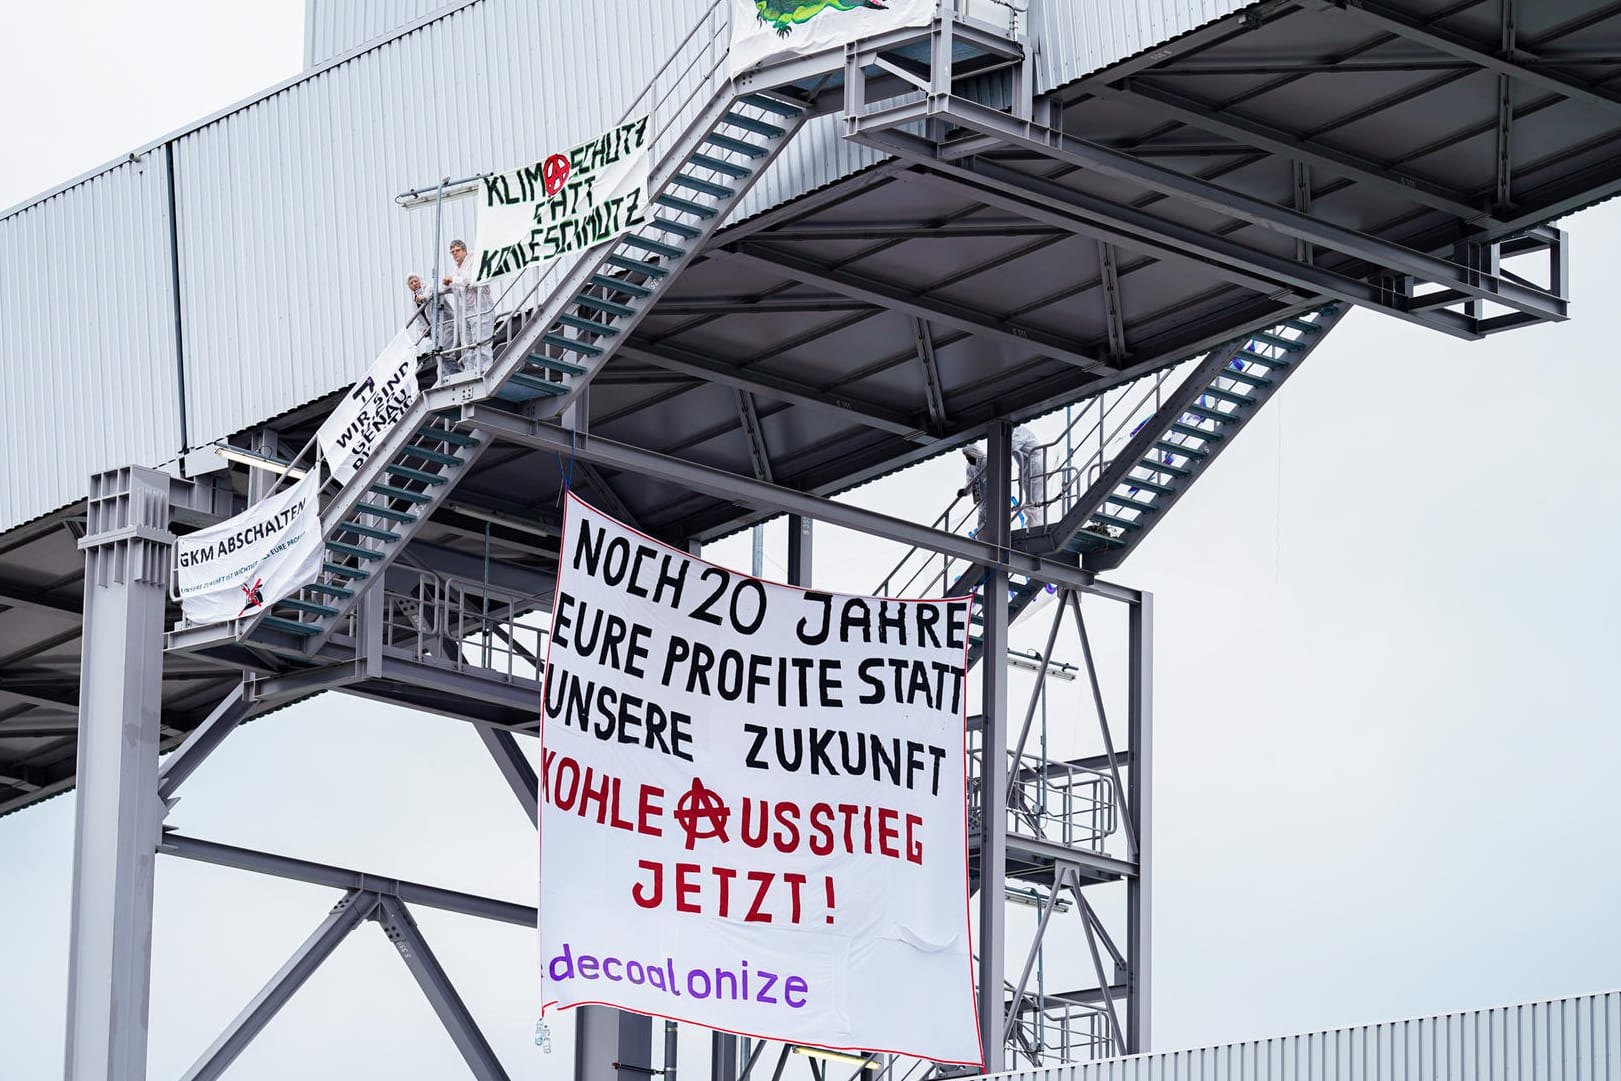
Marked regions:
[540,493,981,1065]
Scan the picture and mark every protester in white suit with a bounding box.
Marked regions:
[441,239,492,374]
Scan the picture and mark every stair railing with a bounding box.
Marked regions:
[872,364,1180,602]
[431,0,733,380]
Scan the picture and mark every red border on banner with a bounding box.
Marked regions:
[538,490,985,1067]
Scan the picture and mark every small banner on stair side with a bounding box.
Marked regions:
[317,324,424,486]
[539,493,982,1065]
[471,116,651,283]
[175,472,324,626]
[729,0,937,78]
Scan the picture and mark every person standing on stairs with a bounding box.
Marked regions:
[1013,423,1045,529]
[442,239,492,376]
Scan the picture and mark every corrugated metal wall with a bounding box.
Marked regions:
[175,0,714,449]
[0,157,182,530]
[303,0,463,68]
[0,0,1267,533]
[998,992,1621,1081]
[1028,0,1254,90]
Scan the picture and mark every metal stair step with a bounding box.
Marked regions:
[526,354,589,377]
[589,273,651,297]
[353,504,415,523]
[1212,366,1273,388]
[557,313,619,336]
[605,254,669,278]
[740,92,805,117]
[338,520,400,542]
[1154,439,1209,460]
[655,193,718,219]
[1092,511,1147,531]
[1136,458,1192,478]
[1282,317,1324,335]
[1065,529,1127,551]
[621,234,686,259]
[276,598,339,617]
[721,111,785,138]
[509,372,569,396]
[259,615,321,637]
[704,132,767,158]
[1169,422,1222,442]
[542,333,604,357]
[369,484,433,504]
[416,426,480,447]
[383,464,447,485]
[1120,476,1175,496]
[650,217,702,239]
[688,152,753,178]
[1232,348,1288,369]
[1200,385,1256,407]
[574,294,636,318]
[326,540,385,561]
[1247,330,1305,352]
[322,561,371,579]
[1182,404,1234,425]
[1108,495,1158,514]
[400,444,461,466]
[304,582,355,600]
[668,173,734,199]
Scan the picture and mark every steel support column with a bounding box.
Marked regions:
[576,1006,652,1081]
[1125,593,1153,1053]
[787,515,812,588]
[64,466,175,1081]
[977,422,1012,1073]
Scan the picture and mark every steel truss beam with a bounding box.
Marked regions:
[375,894,514,1081]
[617,341,929,441]
[720,244,1112,372]
[911,319,949,429]
[160,833,535,927]
[1309,0,1621,119]
[178,890,379,1081]
[735,390,777,483]
[1102,79,1494,223]
[478,726,539,826]
[463,409,1140,604]
[850,100,1565,332]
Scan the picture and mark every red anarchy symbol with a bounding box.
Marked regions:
[543,154,571,196]
[673,777,730,850]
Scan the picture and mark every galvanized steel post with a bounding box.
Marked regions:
[977,421,1011,1073]
[63,466,174,1081]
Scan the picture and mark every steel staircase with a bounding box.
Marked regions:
[238,89,812,654]
[1031,303,1346,574]
[872,306,1347,669]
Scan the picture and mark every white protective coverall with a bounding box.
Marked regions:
[445,257,493,373]
[1012,424,1046,529]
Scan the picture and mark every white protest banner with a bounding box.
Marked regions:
[729,0,937,79]
[317,324,422,485]
[473,117,651,283]
[539,493,981,1065]
[176,472,323,626]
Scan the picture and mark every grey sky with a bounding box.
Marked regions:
[4,3,1620,1079]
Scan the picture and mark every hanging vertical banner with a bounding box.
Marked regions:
[472,116,651,283]
[317,324,423,486]
[175,472,324,626]
[539,493,981,1065]
[728,0,937,78]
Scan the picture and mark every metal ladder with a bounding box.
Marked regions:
[245,84,812,654]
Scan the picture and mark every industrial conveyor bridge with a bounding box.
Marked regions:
[4,2,1621,1079]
